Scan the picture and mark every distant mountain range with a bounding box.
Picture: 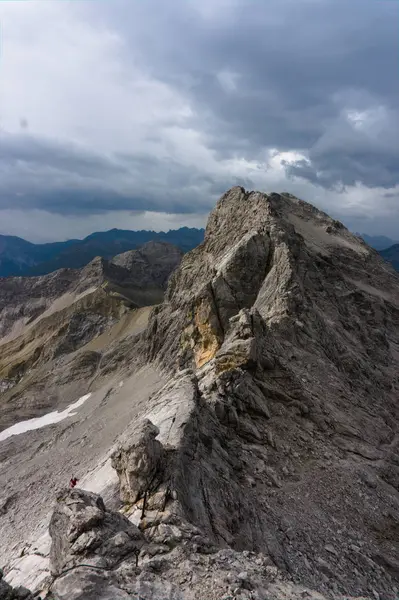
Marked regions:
[356,234,399,272]
[1,228,398,278]
[379,244,399,272]
[0,227,205,277]
[355,233,398,251]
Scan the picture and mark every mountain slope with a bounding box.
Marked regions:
[0,241,182,404]
[380,243,399,271]
[0,227,204,277]
[1,188,399,600]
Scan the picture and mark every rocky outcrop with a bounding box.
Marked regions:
[131,188,399,598]
[48,488,144,599]
[111,419,165,504]
[0,572,33,600]
[43,484,389,600]
[49,488,144,576]
[2,187,399,600]
[43,488,365,600]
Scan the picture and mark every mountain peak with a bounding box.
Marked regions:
[1,189,399,599]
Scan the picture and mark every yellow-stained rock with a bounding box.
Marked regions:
[193,298,222,368]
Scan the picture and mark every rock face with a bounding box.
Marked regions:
[111,419,165,504]
[49,488,144,575]
[49,489,143,599]
[0,573,33,600]
[46,489,345,600]
[133,188,399,598]
[111,241,184,289]
[2,187,399,600]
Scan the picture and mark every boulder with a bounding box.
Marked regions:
[111,419,164,504]
[49,488,144,577]
[0,579,34,600]
[0,580,14,600]
[51,570,131,600]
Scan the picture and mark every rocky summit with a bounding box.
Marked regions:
[0,188,398,600]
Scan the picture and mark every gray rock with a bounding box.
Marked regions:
[134,187,399,597]
[49,488,144,576]
[0,580,14,600]
[2,187,399,600]
[0,581,34,600]
[52,570,132,600]
[111,419,164,504]
[325,544,338,557]
[111,241,183,290]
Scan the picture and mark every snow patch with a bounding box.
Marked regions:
[0,393,92,442]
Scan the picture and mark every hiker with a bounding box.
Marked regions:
[69,477,78,489]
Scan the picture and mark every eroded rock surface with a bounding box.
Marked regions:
[0,574,33,600]
[49,488,144,576]
[132,188,399,598]
[47,489,370,600]
[2,188,399,600]
[111,419,165,504]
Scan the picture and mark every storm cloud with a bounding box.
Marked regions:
[0,0,398,240]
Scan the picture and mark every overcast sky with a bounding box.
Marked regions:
[0,0,398,242]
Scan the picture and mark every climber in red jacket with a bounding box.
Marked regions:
[69,477,78,489]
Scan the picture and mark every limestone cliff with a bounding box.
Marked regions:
[1,188,399,600]
[130,188,399,597]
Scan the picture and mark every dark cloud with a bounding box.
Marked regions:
[0,133,127,179]
[1,0,398,236]
[0,132,231,215]
[105,0,399,188]
[284,106,399,188]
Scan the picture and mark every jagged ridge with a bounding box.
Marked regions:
[130,187,399,597]
[1,188,399,600]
